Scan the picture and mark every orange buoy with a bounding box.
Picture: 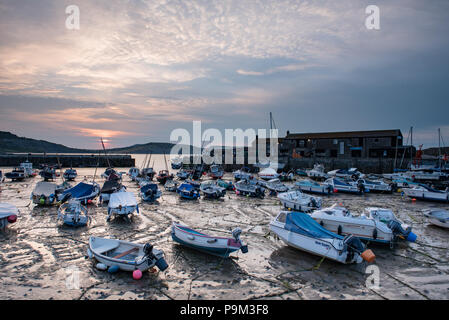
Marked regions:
[412,198,416,202]
[361,249,376,263]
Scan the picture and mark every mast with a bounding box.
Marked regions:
[410,126,413,169]
[100,137,111,168]
[438,128,441,169]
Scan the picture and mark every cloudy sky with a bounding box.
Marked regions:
[1,0,448,149]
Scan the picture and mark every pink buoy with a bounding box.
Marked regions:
[133,269,142,280]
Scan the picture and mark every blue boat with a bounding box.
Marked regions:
[177,183,200,200]
[295,179,334,195]
[63,168,78,181]
[140,183,162,202]
[58,182,100,204]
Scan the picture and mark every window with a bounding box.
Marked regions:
[276,212,287,223]
[330,150,337,157]
[351,149,362,157]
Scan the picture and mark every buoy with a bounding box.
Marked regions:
[133,269,142,280]
[108,265,119,273]
[361,249,376,263]
[412,198,416,202]
[333,189,338,193]
[7,215,17,223]
[96,263,107,271]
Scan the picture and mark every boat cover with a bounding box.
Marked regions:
[332,178,351,186]
[0,203,19,219]
[284,211,343,240]
[178,183,195,192]
[109,192,137,208]
[62,182,97,198]
[33,181,57,196]
[260,168,277,175]
[101,180,121,193]
[141,183,158,194]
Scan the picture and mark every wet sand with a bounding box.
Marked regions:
[1,167,449,300]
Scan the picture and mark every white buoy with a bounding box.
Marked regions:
[96,263,107,271]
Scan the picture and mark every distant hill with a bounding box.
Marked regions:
[0,131,178,154]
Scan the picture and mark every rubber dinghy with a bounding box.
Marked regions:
[295,179,334,195]
[270,211,375,264]
[58,181,100,204]
[311,205,417,245]
[87,236,168,272]
[57,200,90,227]
[423,209,449,229]
[171,222,248,258]
[0,203,19,230]
[278,190,322,212]
[107,192,139,221]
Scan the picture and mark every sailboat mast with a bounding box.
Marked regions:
[438,128,441,169]
[410,126,413,168]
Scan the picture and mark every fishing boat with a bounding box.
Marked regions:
[325,177,367,194]
[31,181,62,205]
[177,183,200,200]
[5,161,34,181]
[107,192,139,221]
[423,209,449,229]
[156,170,174,185]
[101,167,122,181]
[209,164,224,179]
[57,200,90,227]
[63,168,77,181]
[164,179,179,192]
[141,167,155,180]
[87,236,168,272]
[270,211,375,264]
[140,183,162,202]
[176,168,191,180]
[128,167,140,181]
[235,178,265,198]
[99,180,126,203]
[356,178,395,193]
[171,156,183,169]
[0,203,19,230]
[306,164,328,181]
[327,168,364,179]
[264,178,290,194]
[233,167,252,181]
[295,179,334,195]
[311,205,416,245]
[200,180,226,199]
[39,165,56,181]
[258,167,279,180]
[279,171,295,182]
[402,184,449,202]
[277,190,322,212]
[217,179,234,190]
[58,181,100,204]
[171,222,248,258]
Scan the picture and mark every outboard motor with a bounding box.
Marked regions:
[60,192,72,204]
[143,243,155,259]
[232,227,248,254]
[388,220,417,242]
[343,235,375,263]
[357,180,365,194]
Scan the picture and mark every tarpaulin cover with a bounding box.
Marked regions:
[101,180,121,193]
[33,181,57,196]
[284,211,343,240]
[0,203,19,219]
[62,182,96,198]
[108,192,137,208]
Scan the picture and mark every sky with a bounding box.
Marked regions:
[0,0,448,149]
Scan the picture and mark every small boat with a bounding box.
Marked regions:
[258,167,279,180]
[5,161,34,181]
[185,179,201,190]
[327,168,364,179]
[264,178,290,194]
[389,176,420,189]
[270,211,375,264]
[295,179,334,195]
[217,179,234,190]
[356,178,395,193]
[295,169,308,177]
[235,178,265,198]
[402,184,449,202]
[31,181,62,205]
[128,167,140,181]
[177,183,200,200]
[423,209,449,229]
[209,165,224,179]
[277,190,322,212]
[63,168,77,181]
[101,168,122,181]
[58,181,100,204]
[87,236,168,272]
[171,156,183,169]
[141,167,155,180]
[164,179,179,192]
[233,167,252,181]
[156,170,174,184]
[140,183,162,202]
[306,164,328,181]
[0,203,19,230]
[99,180,126,203]
[171,222,248,258]
[190,165,204,180]
[176,168,191,180]
[311,205,416,245]
[200,181,226,199]
[57,200,90,227]
[39,166,57,181]
[107,191,139,221]
[278,171,295,182]
[325,178,367,194]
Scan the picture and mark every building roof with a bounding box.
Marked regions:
[284,129,402,140]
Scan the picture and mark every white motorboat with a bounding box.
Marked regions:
[402,184,449,202]
[128,167,140,181]
[306,164,328,180]
[107,192,139,221]
[57,200,90,227]
[356,178,394,193]
[258,167,279,180]
[264,178,290,194]
[0,203,19,230]
[325,178,367,194]
[423,209,449,229]
[87,236,168,272]
[270,211,375,264]
[235,178,265,198]
[295,179,334,195]
[277,190,321,212]
[200,180,226,199]
[310,205,417,245]
[327,168,364,179]
[5,161,34,181]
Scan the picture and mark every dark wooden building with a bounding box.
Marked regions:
[280,129,415,159]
